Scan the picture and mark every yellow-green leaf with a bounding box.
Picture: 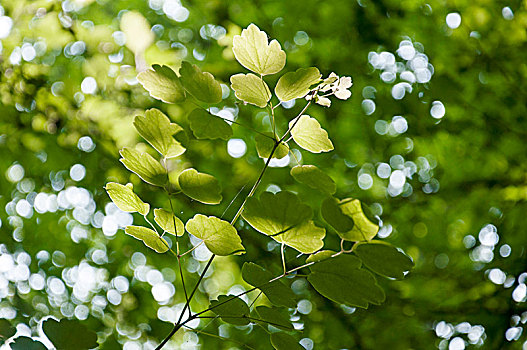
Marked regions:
[119,147,166,186]
[232,24,286,76]
[125,226,169,253]
[137,64,185,103]
[290,165,336,194]
[154,208,184,236]
[179,61,222,104]
[185,214,245,256]
[339,198,379,241]
[255,133,289,159]
[230,73,271,108]
[105,182,149,215]
[290,115,334,153]
[275,67,322,101]
[178,168,223,205]
[188,109,233,140]
[134,109,186,158]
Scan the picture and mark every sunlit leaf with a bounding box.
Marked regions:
[105,182,149,215]
[275,67,321,101]
[178,61,222,104]
[306,250,338,263]
[0,319,15,344]
[338,198,379,241]
[290,115,334,153]
[185,214,245,256]
[120,11,154,55]
[354,241,414,279]
[290,165,336,194]
[230,73,271,107]
[241,262,296,308]
[119,147,166,186]
[42,318,98,350]
[242,191,325,253]
[154,208,184,236]
[137,64,185,103]
[270,333,304,350]
[255,306,293,330]
[321,197,355,233]
[255,133,289,159]
[178,168,222,205]
[125,226,169,253]
[134,109,186,158]
[308,254,385,308]
[209,295,250,325]
[9,337,46,350]
[232,24,286,75]
[188,109,233,140]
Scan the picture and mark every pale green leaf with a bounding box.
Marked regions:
[321,197,355,233]
[275,67,322,101]
[306,250,338,263]
[178,168,222,205]
[230,73,271,107]
[232,24,286,76]
[241,262,296,308]
[290,115,334,153]
[290,165,336,194]
[119,147,166,186]
[354,241,414,279]
[105,182,149,215]
[270,333,304,350]
[120,11,154,54]
[255,306,293,330]
[178,61,222,104]
[185,214,245,256]
[188,109,233,140]
[242,191,325,253]
[308,254,385,308]
[209,295,250,325]
[339,198,379,241]
[154,208,184,236]
[125,226,169,253]
[137,64,185,103]
[42,318,98,350]
[134,109,185,158]
[255,133,289,159]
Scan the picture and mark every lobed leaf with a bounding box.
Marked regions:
[119,147,166,187]
[137,64,185,103]
[9,337,46,350]
[290,115,334,153]
[230,73,271,107]
[185,214,245,256]
[188,109,233,140]
[232,24,286,75]
[255,133,289,159]
[241,262,296,308]
[179,61,222,104]
[154,208,185,236]
[134,109,186,158]
[105,182,149,216]
[290,165,336,194]
[209,295,250,325]
[125,226,169,253]
[178,168,223,205]
[275,67,322,101]
[354,240,414,279]
[338,198,379,241]
[42,318,98,350]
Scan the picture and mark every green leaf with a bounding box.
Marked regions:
[188,109,233,140]
[255,133,289,159]
[137,64,185,103]
[209,295,250,325]
[230,73,271,107]
[306,250,338,263]
[354,241,414,279]
[290,165,336,194]
[105,182,149,215]
[255,306,293,330]
[338,198,379,241]
[154,208,184,236]
[307,255,385,308]
[125,226,169,253]
[275,67,322,101]
[120,11,154,55]
[0,319,15,344]
[232,24,286,76]
[185,214,245,256]
[321,197,355,233]
[241,262,296,308]
[290,115,334,153]
[178,61,222,104]
[270,333,304,350]
[178,168,222,205]
[10,337,47,350]
[134,109,186,158]
[42,318,98,350]
[119,147,166,186]
[242,191,325,254]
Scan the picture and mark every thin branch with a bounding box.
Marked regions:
[281,243,287,275]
